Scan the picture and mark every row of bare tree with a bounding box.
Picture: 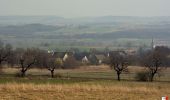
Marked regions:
[0,43,63,78]
[0,41,170,81]
[109,46,170,81]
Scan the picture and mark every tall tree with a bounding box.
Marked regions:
[47,58,63,78]
[39,52,63,78]
[142,47,168,82]
[17,48,39,77]
[109,51,129,81]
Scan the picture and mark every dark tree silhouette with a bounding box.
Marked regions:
[17,48,39,77]
[109,51,129,81]
[39,52,63,78]
[142,47,167,82]
[46,58,62,78]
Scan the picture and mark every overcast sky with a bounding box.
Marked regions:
[0,0,169,18]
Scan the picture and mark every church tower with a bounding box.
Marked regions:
[151,38,154,50]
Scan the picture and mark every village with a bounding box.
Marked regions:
[46,39,158,66]
[46,48,138,68]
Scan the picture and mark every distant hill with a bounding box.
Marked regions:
[0,16,170,49]
[0,24,61,35]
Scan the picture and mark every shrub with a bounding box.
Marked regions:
[135,71,150,81]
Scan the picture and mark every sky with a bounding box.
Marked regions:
[0,0,169,18]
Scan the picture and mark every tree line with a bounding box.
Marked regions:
[0,40,170,82]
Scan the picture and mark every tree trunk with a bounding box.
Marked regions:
[51,70,54,78]
[21,69,26,77]
[150,73,155,82]
[117,72,121,81]
[0,61,2,72]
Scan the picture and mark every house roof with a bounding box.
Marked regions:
[53,52,65,58]
[74,52,90,60]
[52,52,73,58]
[95,54,106,60]
[109,51,127,57]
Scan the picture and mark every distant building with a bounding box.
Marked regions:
[47,50,111,65]
[47,50,54,55]
[82,56,89,64]
[125,49,137,56]
[63,53,69,61]
[109,50,127,58]
[95,54,106,64]
[151,38,169,49]
[51,51,74,61]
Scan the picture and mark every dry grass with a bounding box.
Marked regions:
[1,65,147,75]
[2,65,169,73]
[2,65,170,81]
[0,82,169,100]
[0,65,169,100]
[2,65,111,74]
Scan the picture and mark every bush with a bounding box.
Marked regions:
[135,71,150,81]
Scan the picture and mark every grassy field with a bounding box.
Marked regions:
[0,65,169,100]
[0,81,169,100]
[2,65,170,81]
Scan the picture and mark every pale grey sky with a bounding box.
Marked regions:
[0,0,169,18]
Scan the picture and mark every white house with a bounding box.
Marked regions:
[63,53,69,61]
[82,56,89,63]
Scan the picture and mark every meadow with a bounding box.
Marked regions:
[0,65,169,100]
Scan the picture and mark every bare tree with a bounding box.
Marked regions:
[142,47,167,82]
[0,42,12,66]
[39,52,63,78]
[109,51,129,81]
[47,58,62,78]
[17,48,39,77]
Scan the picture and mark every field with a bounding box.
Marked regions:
[0,65,170,100]
[0,81,170,100]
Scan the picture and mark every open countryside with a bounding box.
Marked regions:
[0,16,170,100]
[0,0,170,100]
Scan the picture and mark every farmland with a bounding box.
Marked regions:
[0,81,170,100]
[0,65,169,100]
